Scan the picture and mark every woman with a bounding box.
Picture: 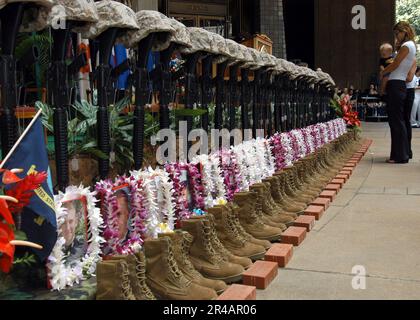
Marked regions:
[381,21,417,164]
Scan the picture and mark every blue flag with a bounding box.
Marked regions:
[4,118,57,262]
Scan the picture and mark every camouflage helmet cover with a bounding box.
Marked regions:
[77,0,139,40]
[118,10,175,50]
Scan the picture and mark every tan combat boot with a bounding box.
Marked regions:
[224,203,272,251]
[267,175,305,215]
[143,237,218,300]
[208,205,266,260]
[283,168,314,204]
[274,171,308,210]
[233,192,282,242]
[182,219,244,283]
[96,259,136,300]
[250,188,287,231]
[262,177,298,218]
[158,231,227,295]
[187,215,252,269]
[206,214,253,269]
[286,166,319,199]
[294,161,325,194]
[249,183,294,227]
[108,253,156,300]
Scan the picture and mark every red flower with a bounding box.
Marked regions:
[0,169,22,185]
[0,199,14,226]
[0,222,15,273]
[5,172,47,215]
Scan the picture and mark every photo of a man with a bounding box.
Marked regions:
[114,188,131,241]
[61,198,87,263]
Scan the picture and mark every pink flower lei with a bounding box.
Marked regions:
[164,162,205,219]
[218,148,243,201]
[270,133,287,171]
[95,176,146,255]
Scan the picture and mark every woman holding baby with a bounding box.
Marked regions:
[380,21,417,164]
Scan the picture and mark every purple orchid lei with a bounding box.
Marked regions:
[218,148,243,201]
[95,176,146,255]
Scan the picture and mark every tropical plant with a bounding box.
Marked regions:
[330,95,361,132]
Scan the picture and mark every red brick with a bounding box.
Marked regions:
[331,178,345,187]
[336,174,348,182]
[348,159,358,164]
[281,226,307,246]
[294,214,316,231]
[311,197,331,210]
[350,157,361,162]
[304,205,325,220]
[265,243,294,267]
[242,261,278,289]
[324,183,341,192]
[217,284,256,300]
[319,190,337,201]
[345,163,357,168]
[340,170,352,177]
[342,166,354,172]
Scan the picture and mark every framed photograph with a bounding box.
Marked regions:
[95,177,145,256]
[47,185,104,291]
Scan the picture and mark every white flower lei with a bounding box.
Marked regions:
[263,139,276,176]
[131,167,176,238]
[192,154,226,208]
[254,138,271,180]
[243,140,260,184]
[47,185,105,291]
[231,144,250,191]
[280,133,294,166]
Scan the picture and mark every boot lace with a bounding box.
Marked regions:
[167,243,191,287]
[121,262,136,300]
[134,254,156,300]
[203,224,223,264]
[180,233,204,277]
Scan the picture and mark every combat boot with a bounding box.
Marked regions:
[96,259,136,300]
[158,231,227,295]
[188,215,252,269]
[294,161,325,194]
[262,177,297,217]
[224,203,272,251]
[274,171,308,209]
[144,237,218,300]
[208,206,266,260]
[206,214,253,269]
[233,192,282,242]
[268,175,304,215]
[182,219,244,283]
[108,253,156,300]
[249,183,294,227]
[283,168,315,204]
[251,188,287,231]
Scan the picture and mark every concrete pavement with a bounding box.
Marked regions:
[259,122,420,300]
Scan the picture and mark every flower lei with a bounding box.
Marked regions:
[164,162,205,218]
[95,177,145,255]
[47,185,105,291]
[280,133,295,167]
[164,163,190,220]
[290,129,307,160]
[192,154,227,208]
[270,133,287,171]
[219,148,243,201]
[231,144,252,190]
[130,169,161,239]
[302,127,315,155]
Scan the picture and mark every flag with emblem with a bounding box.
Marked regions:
[3,117,57,262]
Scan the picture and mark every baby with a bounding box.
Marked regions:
[379,43,395,96]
